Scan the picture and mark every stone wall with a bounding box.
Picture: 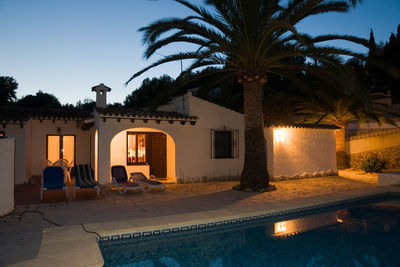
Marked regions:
[347,129,400,170]
[349,145,400,170]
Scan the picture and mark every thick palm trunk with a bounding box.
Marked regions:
[335,127,348,170]
[239,81,269,190]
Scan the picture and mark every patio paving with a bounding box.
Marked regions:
[0,174,395,266]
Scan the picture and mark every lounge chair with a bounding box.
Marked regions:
[111,165,144,194]
[52,159,70,182]
[131,172,166,191]
[71,164,100,199]
[41,166,69,200]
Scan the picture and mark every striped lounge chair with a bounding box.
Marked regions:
[130,172,166,191]
[71,164,100,199]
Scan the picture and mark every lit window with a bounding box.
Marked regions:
[127,133,146,164]
[0,131,5,137]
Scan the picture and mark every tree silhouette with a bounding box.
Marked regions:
[0,76,18,106]
[383,25,400,103]
[295,64,394,169]
[76,98,96,111]
[125,75,174,109]
[17,90,61,108]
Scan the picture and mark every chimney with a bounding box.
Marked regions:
[91,83,111,108]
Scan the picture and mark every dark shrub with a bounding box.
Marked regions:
[361,156,385,173]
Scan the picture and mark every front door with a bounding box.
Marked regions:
[47,135,75,164]
[147,132,166,178]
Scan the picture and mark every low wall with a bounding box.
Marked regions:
[270,127,337,178]
[349,145,400,169]
[378,172,400,186]
[0,137,15,216]
[347,131,400,169]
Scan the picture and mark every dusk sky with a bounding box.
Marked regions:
[0,0,399,105]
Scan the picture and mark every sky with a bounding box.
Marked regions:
[0,0,399,105]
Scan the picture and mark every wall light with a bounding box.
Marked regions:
[273,128,287,143]
[274,221,287,234]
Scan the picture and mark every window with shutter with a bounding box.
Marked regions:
[210,129,239,159]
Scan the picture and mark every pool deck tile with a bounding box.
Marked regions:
[1,175,400,266]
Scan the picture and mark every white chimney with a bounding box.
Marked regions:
[91,83,111,108]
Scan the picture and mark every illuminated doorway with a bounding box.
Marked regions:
[47,135,75,163]
[127,132,166,177]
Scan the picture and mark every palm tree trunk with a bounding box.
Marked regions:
[335,127,348,170]
[240,81,269,190]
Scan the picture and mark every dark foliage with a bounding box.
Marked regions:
[76,98,96,111]
[361,155,385,173]
[0,76,18,106]
[125,75,174,109]
[17,90,61,108]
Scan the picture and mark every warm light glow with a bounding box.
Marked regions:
[274,221,287,233]
[273,128,287,143]
[127,133,146,164]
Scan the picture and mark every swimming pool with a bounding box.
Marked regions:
[99,195,400,266]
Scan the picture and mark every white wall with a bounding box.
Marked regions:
[30,119,92,176]
[3,119,93,184]
[181,93,245,180]
[96,93,339,183]
[1,123,30,184]
[264,128,274,176]
[269,127,337,177]
[348,132,400,155]
[0,137,15,216]
[96,93,245,184]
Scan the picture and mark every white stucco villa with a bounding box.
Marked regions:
[0,83,338,186]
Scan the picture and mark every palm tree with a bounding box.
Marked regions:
[127,0,366,191]
[295,65,392,170]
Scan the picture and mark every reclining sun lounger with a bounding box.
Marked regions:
[71,164,100,199]
[41,166,69,200]
[111,165,144,194]
[131,172,166,191]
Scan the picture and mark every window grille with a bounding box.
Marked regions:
[210,129,239,159]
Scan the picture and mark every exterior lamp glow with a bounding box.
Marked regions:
[274,221,287,234]
[273,128,287,143]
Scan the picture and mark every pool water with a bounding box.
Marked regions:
[99,201,400,267]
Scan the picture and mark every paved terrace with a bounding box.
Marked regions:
[1,174,399,266]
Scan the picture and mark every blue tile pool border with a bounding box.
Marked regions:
[98,191,400,243]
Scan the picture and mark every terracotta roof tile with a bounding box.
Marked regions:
[95,107,197,120]
[272,123,340,130]
[0,107,92,123]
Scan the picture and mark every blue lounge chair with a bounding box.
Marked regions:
[111,165,144,194]
[71,164,100,199]
[131,172,166,191]
[41,166,69,200]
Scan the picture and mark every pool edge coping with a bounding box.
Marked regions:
[95,188,400,243]
[10,185,400,267]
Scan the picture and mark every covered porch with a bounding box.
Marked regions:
[93,107,197,185]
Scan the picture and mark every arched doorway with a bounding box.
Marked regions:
[110,127,175,179]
